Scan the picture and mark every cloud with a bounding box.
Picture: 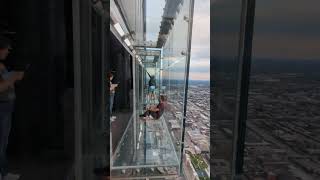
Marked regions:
[189,0,210,80]
[253,34,320,60]
[162,71,210,81]
[190,58,210,66]
[210,0,320,61]
[252,0,320,60]
[189,72,210,80]
[191,47,210,59]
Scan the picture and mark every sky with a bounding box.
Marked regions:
[145,0,210,81]
[189,0,210,80]
[211,0,320,61]
[252,0,320,60]
[146,0,165,42]
[145,0,320,80]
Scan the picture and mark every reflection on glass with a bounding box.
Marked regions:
[109,31,135,177]
[244,0,320,180]
[211,0,243,179]
[80,9,108,180]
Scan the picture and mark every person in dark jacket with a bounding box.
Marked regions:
[0,35,24,180]
[107,72,118,122]
[148,75,156,103]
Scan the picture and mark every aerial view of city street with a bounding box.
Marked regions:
[212,60,320,180]
[164,80,210,180]
[184,81,210,180]
[243,68,320,180]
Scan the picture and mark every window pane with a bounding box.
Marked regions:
[110,0,194,178]
[211,0,243,179]
[244,0,320,179]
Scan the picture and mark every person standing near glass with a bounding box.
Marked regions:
[148,75,156,103]
[0,35,24,180]
[107,72,118,122]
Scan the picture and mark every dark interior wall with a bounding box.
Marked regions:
[1,0,74,157]
[110,34,133,112]
[91,10,102,130]
[104,20,110,167]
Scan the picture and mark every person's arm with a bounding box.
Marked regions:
[150,106,160,112]
[0,63,6,72]
[0,77,17,92]
[147,104,157,111]
[109,82,113,91]
[0,71,24,92]
[110,83,118,91]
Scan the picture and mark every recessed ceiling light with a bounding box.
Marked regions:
[114,23,125,37]
[124,38,131,46]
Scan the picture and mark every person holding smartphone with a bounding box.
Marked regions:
[0,35,24,180]
[107,72,118,122]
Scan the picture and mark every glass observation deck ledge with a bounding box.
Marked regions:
[111,115,180,169]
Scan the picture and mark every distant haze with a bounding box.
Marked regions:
[189,0,210,80]
[252,0,320,60]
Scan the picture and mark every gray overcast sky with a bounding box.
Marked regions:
[252,0,320,60]
[211,0,320,61]
[145,0,210,80]
[145,0,320,80]
[189,0,210,80]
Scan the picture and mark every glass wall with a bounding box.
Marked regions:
[80,7,109,180]
[244,0,320,179]
[116,0,145,45]
[210,0,244,179]
[161,0,193,175]
[109,33,134,154]
[110,0,194,179]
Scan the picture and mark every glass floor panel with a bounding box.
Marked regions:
[111,114,179,169]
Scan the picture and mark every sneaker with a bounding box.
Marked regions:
[3,173,20,180]
[111,116,116,119]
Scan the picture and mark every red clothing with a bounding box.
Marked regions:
[143,102,165,119]
[155,102,164,119]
